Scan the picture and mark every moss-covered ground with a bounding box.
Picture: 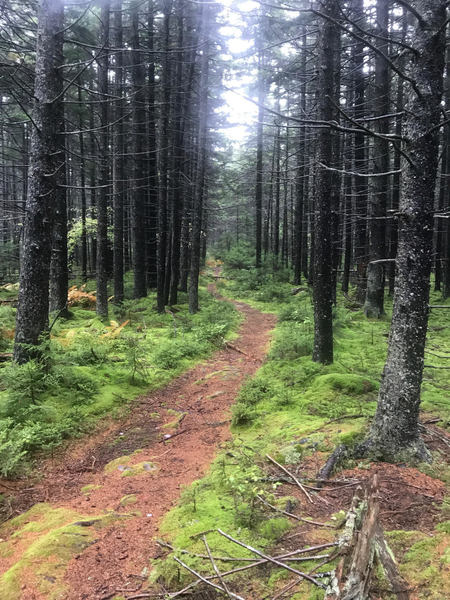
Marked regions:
[0,503,129,600]
[149,256,449,598]
[0,272,240,479]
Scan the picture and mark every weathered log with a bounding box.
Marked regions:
[316,444,347,485]
[325,475,409,600]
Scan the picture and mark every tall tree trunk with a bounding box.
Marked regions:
[146,2,158,289]
[364,0,389,317]
[77,84,88,282]
[441,48,450,299]
[255,44,264,269]
[157,0,172,312]
[352,0,368,302]
[273,121,281,262]
[188,6,209,314]
[169,0,186,305]
[131,2,147,299]
[14,0,64,362]
[112,0,125,303]
[49,118,68,315]
[365,0,446,461]
[312,0,338,365]
[96,0,110,318]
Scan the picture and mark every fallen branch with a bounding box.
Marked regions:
[158,429,188,443]
[203,535,234,600]
[256,494,334,528]
[225,341,249,356]
[316,445,348,485]
[217,529,325,588]
[266,454,313,503]
[173,556,245,600]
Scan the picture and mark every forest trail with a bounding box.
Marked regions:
[0,288,276,600]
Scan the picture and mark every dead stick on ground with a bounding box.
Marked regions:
[158,429,188,443]
[174,556,245,600]
[217,529,324,588]
[256,495,334,528]
[157,539,256,562]
[167,544,338,598]
[203,535,233,600]
[225,341,249,356]
[266,454,313,503]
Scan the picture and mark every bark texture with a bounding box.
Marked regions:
[312,0,337,365]
[14,0,64,362]
[365,0,446,461]
[363,0,389,318]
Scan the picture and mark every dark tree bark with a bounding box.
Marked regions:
[441,48,450,299]
[312,0,338,365]
[131,2,147,299]
[77,84,88,282]
[169,0,186,305]
[364,0,389,318]
[49,119,68,315]
[96,0,110,318]
[188,5,209,314]
[255,44,264,269]
[364,0,446,462]
[273,120,281,261]
[146,2,158,289]
[157,0,172,313]
[112,0,125,303]
[352,0,369,303]
[388,34,406,297]
[14,0,64,362]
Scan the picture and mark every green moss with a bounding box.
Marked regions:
[162,411,185,429]
[104,454,132,473]
[121,461,158,477]
[0,282,240,478]
[386,526,450,599]
[258,517,290,541]
[80,484,101,495]
[148,270,449,595]
[0,505,122,600]
[119,494,137,506]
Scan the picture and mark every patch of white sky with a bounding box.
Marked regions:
[215,0,259,146]
[214,0,400,145]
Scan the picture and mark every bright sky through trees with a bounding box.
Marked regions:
[217,0,259,143]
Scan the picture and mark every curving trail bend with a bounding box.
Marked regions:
[0,291,276,600]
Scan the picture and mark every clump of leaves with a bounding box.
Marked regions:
[67,284,96,309]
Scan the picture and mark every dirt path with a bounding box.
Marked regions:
[1,294,276,600]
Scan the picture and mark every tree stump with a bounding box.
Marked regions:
[325,475,409,599]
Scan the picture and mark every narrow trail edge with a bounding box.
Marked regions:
[0,291,276,600]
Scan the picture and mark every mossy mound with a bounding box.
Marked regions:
[103,454,133,473]
[104,454,158,477]
[0,503,122,600]
[387,523,450,599]
[119,494,137,506]
[80,484,101,495]
[121,461,158,477]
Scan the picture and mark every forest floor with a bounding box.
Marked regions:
[0,266,449,600]
[0,282,277,600]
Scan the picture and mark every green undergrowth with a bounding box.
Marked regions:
[386,521,450,599]
[0,503,128,600]
[0,274,240,478]
[151,257,449,596]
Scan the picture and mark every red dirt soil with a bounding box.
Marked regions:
[1,295,276,600]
